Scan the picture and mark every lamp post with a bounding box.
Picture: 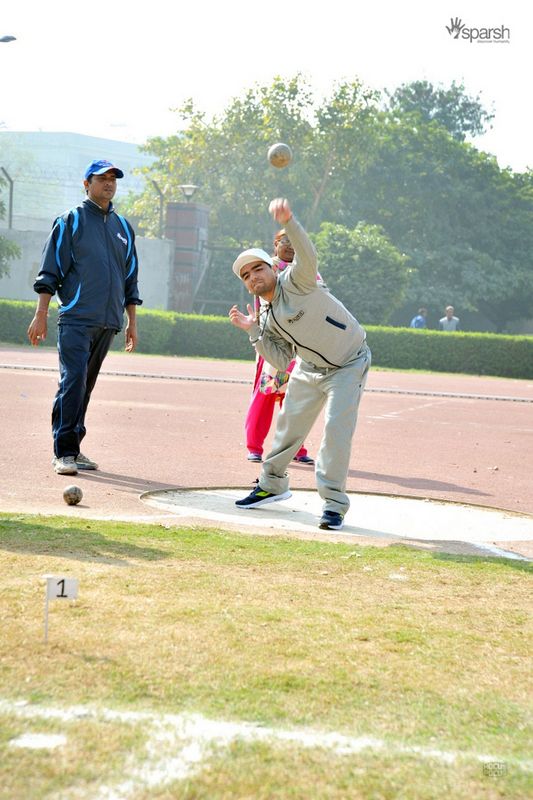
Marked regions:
[178,184,199,202]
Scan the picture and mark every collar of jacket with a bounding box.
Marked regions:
[84,198,115,216]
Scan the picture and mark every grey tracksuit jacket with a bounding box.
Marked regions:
[247,216,366,369]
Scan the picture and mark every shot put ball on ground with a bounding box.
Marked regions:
[63,485,83,505]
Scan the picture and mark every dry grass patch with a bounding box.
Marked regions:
[0,514,531,798]
[144,740,532,800]
[0,712,144,799]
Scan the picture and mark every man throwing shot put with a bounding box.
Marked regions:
[229,198,370,530]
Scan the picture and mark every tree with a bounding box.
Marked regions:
[313,222,409,324]
[386,80,494,141]
[339,115,533,330]
[123,76,532,330]
[124,76,315,245]
[122,76,379,246]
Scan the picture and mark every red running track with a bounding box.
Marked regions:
[1,344,532,528]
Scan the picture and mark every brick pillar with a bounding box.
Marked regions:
[165,201,209,312]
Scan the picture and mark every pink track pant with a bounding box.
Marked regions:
[245,357,308,459]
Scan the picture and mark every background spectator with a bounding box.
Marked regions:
[410,307,428,328]
[439,305,460,331]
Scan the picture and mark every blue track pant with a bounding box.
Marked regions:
[52,325,116,458]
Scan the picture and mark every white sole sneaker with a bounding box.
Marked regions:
[236,490,292,509]
[318,514,344,530]
[53,459,78,475]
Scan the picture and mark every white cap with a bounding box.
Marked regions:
[232,248,273,279]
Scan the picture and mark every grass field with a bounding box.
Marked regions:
[0,514,531,799]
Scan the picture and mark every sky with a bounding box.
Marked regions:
[1,0,531,171]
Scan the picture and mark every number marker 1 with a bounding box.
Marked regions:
[43,575,79,644]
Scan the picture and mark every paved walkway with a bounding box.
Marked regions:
[1,344,532,559]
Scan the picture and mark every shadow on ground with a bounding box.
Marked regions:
[73,471,180,493]
[0,518,169,566]
[348,469,490,498]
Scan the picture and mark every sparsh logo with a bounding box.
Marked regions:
[445,17,510,43]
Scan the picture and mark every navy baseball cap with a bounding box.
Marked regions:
[84,159,124,180]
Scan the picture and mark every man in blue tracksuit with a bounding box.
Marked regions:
[27,159,142,475]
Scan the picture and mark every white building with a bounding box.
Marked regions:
[0,131,176,309]
[0,131,153,231]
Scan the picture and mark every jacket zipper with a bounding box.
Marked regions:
[103,213,113,326]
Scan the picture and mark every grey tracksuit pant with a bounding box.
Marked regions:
[259,344,371,515]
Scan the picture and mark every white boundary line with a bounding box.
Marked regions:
[1,363,531,402]
[1,698,531,798]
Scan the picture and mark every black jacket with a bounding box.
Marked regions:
[34,199,142,328]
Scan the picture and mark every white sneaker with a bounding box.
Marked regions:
[54,456,78,475]
[76,452,98,470]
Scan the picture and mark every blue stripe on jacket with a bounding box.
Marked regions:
[116,214,132,259]
[71,208,79,236]
[59,282,82,311]
[55,218,66,276]
[116,214,136,279]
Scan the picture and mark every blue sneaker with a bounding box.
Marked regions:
[293,454,314,465]
[319,511,344,530]
[236,485,292,509]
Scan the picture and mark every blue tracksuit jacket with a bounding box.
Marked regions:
[34,198,142,328]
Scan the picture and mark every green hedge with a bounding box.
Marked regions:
[3,299,532,378]
[365,326,533,379]
[2,300,253,361]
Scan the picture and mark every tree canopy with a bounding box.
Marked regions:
[313,222,409,324]
[385,80,494,141]
[123,76,532,331]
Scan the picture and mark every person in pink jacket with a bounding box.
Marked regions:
[245,229,314,464]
